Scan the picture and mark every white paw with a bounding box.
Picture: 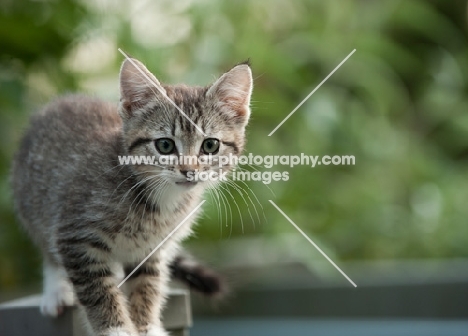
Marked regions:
[40,265,75,317]
[40,285,75,317]
[107,329,135,336]
[140,325,168,336]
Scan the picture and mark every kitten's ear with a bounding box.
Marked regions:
[119,58,166,119]
[206,63,253,125]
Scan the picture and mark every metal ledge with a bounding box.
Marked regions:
[0,288,192,336]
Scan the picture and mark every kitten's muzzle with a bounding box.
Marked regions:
[175,180,199,188]
[180,169,195,177]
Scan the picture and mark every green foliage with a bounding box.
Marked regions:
[1,0,467,290]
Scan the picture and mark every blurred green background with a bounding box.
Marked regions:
[1,0,468,295]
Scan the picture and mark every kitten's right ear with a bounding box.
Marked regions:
[206,62,253,126]
[119,58,166,119]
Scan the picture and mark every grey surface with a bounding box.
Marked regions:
[194,282,468,318]
[192,260,468,319]
[170,330,189,336]
[0,289,191,336]
[191,319,468,336]
[0,306,75,336]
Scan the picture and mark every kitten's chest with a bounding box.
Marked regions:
[111,229,164,263]
[109,211,195,263]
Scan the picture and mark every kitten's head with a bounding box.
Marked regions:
[118,58,252,191]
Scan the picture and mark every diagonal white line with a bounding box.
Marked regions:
[268,49,356,136]
[118,48,206,136]
[117,200,206,288]
[269,200,357,287]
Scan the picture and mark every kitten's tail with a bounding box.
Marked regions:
[170,253,227,298]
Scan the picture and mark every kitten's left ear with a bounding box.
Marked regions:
[206,62,253,125]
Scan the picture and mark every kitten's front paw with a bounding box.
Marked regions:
[140,325,168,336]
[107,328,137,336]
[40,285,75,317]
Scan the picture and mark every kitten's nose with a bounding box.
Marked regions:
[180,169,195,177]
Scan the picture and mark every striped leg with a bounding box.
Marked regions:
[124,257,169,336]
[60,247,137,336]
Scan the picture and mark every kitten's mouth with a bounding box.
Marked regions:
[175,181,199,188]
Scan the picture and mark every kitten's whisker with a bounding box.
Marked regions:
[106,172,136,208]
[116,170,162,208]
[213,188,224,238]
[205,185,221,235]
[221,190,230,231]
[207,181,224,237]
[227,180,260,229]
[93,161,126,178]
[137,178,166,226]
[238,165,276,198]
[139,177,166,225]
[121,174,161,222]
[108,167,166,208]
[123,177,157,227]
[218,183,244,234]
[225,180,256,230]
[209,181,230,236]
[230,178,265,224]
[152,179,169,208]
[133,177,165,230]
[216,186,233,237]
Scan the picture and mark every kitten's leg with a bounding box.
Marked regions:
[41,260,75,317]
[60,247,137,336]
[124,257,169,336]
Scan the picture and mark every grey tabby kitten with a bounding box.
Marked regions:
[11,58,252,336]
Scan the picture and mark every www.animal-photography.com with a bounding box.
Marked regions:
[1,1,468,336]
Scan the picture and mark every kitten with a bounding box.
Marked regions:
[11,57,252,336]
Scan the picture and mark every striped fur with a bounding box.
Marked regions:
[11,58,252,336]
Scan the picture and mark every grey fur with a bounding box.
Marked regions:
[11,58,252,336]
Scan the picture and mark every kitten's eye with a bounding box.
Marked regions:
[155,138,175,154]
[202,138,220,154]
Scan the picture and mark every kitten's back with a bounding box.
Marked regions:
[11,95,121,253]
